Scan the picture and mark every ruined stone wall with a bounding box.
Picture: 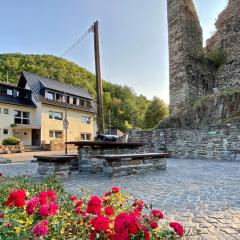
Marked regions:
[168,0,240,115]
[206,0,240,90]
[128,125,240,161]
[167,0,214,114]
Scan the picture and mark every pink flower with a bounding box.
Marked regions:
[26,197,39,215]
[32,220,48,236]
[38,203,58,217]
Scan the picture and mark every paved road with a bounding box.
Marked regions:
[1,158,240,239]
[0,150,77,162]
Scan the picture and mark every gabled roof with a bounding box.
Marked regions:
[18,71,96,113]
[21,71,92,100]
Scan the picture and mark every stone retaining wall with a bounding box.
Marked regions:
[128,124,240,161]
[0,144,24,154]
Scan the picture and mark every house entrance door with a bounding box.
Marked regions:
[32,129,41,146]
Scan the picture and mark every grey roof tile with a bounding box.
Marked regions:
[20,71,96,113]
[22,71,92,100]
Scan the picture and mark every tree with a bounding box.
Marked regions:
[143,97,169,129]
[0,53,154,132]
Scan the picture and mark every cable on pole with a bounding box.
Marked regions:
[60,25,94,58]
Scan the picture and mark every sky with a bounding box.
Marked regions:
[0,0,228,103]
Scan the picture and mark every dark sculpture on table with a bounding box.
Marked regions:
[95,133,118,142]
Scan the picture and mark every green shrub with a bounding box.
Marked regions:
[2,137,21,145]
[207,48,226,67]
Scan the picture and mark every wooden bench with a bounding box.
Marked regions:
[95,152,170,177]
[34,155,78,177]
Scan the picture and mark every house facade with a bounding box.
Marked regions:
[0,72,97,146]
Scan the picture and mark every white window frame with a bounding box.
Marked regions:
[81,116,91,124]
[3,129,9,135]
[49,130,63,139]
[80,133,91,141]
[14,110,30,125]
[49,111,63,120]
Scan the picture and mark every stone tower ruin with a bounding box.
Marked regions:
[167,0,240,114]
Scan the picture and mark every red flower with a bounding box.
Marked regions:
[75,207,84,214]
[38,190,56,204]
[69,196,77,201]
[89,232,96,240]
[32,220,48,236]
[114,212,140,236]
[142,226,150,240]
[105,191,111,197]
[6,222,12,228]
[133,200,144,212]
[5,190,26,208]
[75,200,84,207]
[151,209,164,219]
[104,206,114,216]
[111,187,120,193]
[150,221,158,229]
[91,215,110,232]
[0,213,4,218]
[170,222,184,237]
[38,203,58,217]
[87,196,102,215]
[26,197,39,215]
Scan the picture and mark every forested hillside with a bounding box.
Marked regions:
[0,53,168,131]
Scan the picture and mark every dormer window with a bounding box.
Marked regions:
[56,93,62,102]
[80,99,85,107]
[66,96,70,104]
[7,89,13,96]
[47,91,54,100]
[86,100,91,108]
[73,97,77,105]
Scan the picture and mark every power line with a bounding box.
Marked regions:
[60,26,94,58]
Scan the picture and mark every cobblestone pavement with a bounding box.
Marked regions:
[1,158,240,239]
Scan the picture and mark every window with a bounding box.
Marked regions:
[0,87,7,95]
[4,108,9,114]
[47,91,54,100]
[67,96,70,104]
[73,97,77,105]
[79,99,85,107]
[81,116,91,124]
[86,100,91,108]
[56,93,62,101]
[14,110,30,124]
[49,130,63,139]
[3,129,8,135]
[81,133,91,141]
[7,89,13,96]
[49,111,63,120]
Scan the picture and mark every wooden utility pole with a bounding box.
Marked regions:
[93,20,104,134]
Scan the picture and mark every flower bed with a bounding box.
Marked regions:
[0,175,197,239]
